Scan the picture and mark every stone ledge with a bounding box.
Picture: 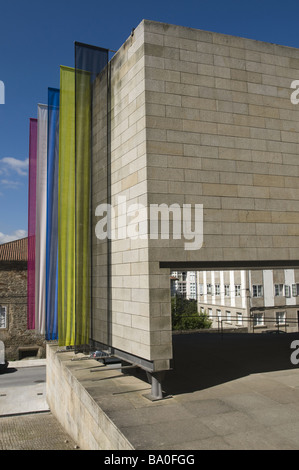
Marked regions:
[46,343,135,450]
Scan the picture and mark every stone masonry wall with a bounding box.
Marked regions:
[0,262,45,360]
[143,20,299,368]
[91,20,299,372]
[144,20,299,265]
[92,23,157,366]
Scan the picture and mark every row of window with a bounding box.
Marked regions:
[253,311,286,326]
[199,306,287,327]
[199,283,299,298]
[199,306,243,325]
[253,283,299,298]
[199,284,242,297]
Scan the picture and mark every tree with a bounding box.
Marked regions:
[171,295,212,331]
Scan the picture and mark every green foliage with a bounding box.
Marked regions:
[171,295,212,331]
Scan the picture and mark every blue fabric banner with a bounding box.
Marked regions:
[46,88,60,340]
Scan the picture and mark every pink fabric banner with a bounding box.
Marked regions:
[27,118,37,329]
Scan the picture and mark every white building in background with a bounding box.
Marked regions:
[171,271,197,300]
[197,270,248,329]
[186,271,197,300]
[247,269,299,332]
[171,269,299,332]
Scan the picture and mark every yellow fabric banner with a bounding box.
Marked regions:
[58,66,75,346]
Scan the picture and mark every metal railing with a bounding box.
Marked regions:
[172,312,299,335]
[215,313,299,335]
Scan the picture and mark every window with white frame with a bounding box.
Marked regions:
[235,285,241,297]
[276,311,286,325]
[274,284,283,296]
[207,284,213,295]
[226,310,231,322]
[0,306,7,329]
[284,285,291,298]
[189,284,197,300]
[224,284,230,296]
[216,309,221,321]
[178,282,187,297]
[252,284,263,297]
[208,308,213,319]
[215,284,220,296]
[237,312,243,325]
[253,312,264,326]
[292,284,299,297]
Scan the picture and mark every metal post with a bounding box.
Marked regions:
[145,371,165,401]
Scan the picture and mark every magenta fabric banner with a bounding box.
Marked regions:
[27,118,37,329]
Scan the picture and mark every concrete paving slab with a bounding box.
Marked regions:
[200,410,260,436]
[8,359,47,368]
[181,398,234,417]
[0,384,49,415]
[223,391,278,410]
[120,418,216,450]
[108,402,194,427]
[223,428,289,450]
[247,402,299,427]
[0,361,49,416]
[269,421,299,448]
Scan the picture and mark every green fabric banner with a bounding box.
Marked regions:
[58,66,91,347]
[58,45,108,348]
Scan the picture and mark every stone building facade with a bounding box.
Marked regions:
[170,271,197,299]
[197,269,248,329]
[197,268,299,332]
[249,268,299,331]
[0,238,45,361]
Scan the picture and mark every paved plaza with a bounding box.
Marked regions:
[49,331,299,450]
[2,332,299,450]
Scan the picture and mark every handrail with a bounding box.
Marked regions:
[172,312,299,334]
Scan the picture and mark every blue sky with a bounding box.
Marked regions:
[0,0,298,243]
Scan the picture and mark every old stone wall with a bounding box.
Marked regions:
[0,261,45,360]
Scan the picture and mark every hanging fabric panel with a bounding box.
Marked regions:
[27,118,37,330]
[46,88,60,340]
[74,42,109,347]
[35,104,48,334]
[75,68,91,346]
[58,66,75,346]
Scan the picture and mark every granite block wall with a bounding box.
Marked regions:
[91,20,299,371]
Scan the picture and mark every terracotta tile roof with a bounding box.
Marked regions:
[0,237,28,261]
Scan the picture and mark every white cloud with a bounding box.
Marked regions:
[1,179,22,188]
[0,229,27,245]
[1,157,29,176]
